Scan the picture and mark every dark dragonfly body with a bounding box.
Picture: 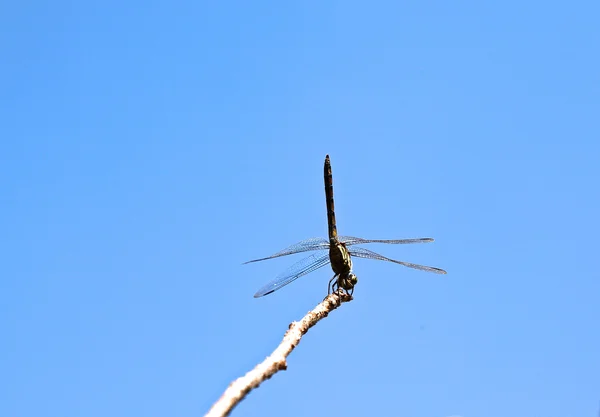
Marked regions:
[324,155,357,293]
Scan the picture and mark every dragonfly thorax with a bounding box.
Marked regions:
[329,241,358,292]
[329,241,353,275]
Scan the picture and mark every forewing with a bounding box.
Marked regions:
[340,236,434,246]
[348,246,447,274]
[244,237,329,264]
[253,251,331,298]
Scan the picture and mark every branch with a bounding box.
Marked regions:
[204,291,353,417]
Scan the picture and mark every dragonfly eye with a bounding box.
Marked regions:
[349,274,358,286]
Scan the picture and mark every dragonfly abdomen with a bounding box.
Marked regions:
[324,155,338,241]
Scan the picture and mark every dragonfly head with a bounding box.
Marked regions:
[339,272,358,291]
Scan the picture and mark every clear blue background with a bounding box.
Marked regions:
[2,1,599,417]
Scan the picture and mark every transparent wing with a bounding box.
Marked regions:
[244,237,329,264]
[253,251,331,298]
[340,236,434,246]
[348,246,447,274]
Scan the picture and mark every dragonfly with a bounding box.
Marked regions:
[245,155,446,298]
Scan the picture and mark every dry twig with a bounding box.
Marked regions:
[205,291,353,417]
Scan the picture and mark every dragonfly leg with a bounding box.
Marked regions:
[329,275,345,306]
[328,274,338,295]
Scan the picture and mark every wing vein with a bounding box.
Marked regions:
[253,251,331,297]
[348,246,447,274]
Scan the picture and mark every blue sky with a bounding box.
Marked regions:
[2,1,599,417]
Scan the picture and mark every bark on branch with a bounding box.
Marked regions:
[205,291,353,417]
